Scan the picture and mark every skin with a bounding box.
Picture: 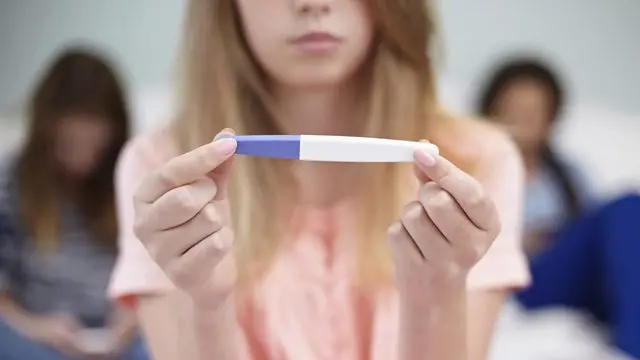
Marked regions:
[0,297,84,357]
[54,115,114,180]
[133,0,515,359]
[490,79,553,175]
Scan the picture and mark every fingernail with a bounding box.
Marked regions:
[214,138,237,156]
[214,128,235,140]
[416,149,436,166]
[387,222,403,238]
[214,234,231,250]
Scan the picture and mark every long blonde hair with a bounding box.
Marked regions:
[171,0,466,289]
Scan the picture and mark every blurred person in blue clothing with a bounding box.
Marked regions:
[0,46,148,360]
[477,57,640,359]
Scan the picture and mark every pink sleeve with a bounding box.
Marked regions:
[108,135,176,307]
[466,140,531,291]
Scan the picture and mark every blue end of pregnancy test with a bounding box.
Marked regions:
[219,134,439,163]
[230,135,301,159]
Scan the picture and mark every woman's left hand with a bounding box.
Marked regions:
[85,311,136,359]
[388,148,502,302]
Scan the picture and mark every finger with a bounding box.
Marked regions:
[215,128,235,140]
[209,128,237,201]
[413,163,432,184]
[418,184,485,257]
[413,140,433,184]
[387,221,424,265]
[413,149,495,230]
[142,178,217,231]
[147,204,223,267]
[419,183,470,241]
[400,200,451,263]
[167,227,233,291]
[135,134,237,203]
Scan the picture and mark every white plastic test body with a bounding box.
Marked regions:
[228,134,439,163]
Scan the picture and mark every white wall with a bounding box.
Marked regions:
[437,0,640,115]
[0,0,184,121]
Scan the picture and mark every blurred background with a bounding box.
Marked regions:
[0,1,638,359]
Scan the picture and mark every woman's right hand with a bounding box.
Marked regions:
[133,129,238,307]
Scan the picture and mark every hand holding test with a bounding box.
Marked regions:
[224,135,439,162]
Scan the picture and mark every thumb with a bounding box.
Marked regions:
[412,139,434,184]
[413,163,432,184]
[208,128,237,201]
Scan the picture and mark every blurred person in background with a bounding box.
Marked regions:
[476,58,594,255]
[0,47,148,359]
[477,57,640,359]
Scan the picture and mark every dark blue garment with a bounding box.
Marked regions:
[0,318,149,360]
[517,194,640,359]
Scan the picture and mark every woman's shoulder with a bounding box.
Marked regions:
[437,112,524,176]
[119,127,178,171]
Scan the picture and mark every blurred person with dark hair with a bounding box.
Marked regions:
[477,58,594,253]
[477,57,640,359]
[0,47,148,359]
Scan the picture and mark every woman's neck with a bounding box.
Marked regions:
[272,80,365,136]
[273,81,366,206]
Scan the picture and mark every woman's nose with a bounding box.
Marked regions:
[292,0,332,16]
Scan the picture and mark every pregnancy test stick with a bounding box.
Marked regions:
[225,135,439,163]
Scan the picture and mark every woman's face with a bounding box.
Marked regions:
[491,79,554,154]
[54,114,113,178]
[235,0,374,89]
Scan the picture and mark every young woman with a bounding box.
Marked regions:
[108,1,530,359]
[477,57,640,359]
[475,58,594,255]
[0,47,147,359]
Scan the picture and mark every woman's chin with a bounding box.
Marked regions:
[275,67,357,91]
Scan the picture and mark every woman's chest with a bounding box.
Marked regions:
[240,240,400,360]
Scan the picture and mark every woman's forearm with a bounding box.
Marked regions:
[192,295,243,360]
[398,282,468,360]
[137,292,247,360]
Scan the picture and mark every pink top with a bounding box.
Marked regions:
[109,131,530,360]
